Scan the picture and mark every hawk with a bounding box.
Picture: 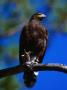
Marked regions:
[19,12,48,87]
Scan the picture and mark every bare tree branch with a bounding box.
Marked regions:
[0,65,24,78]
[0,63,67,78]
[33,63,67,73]
[0,51,67,78]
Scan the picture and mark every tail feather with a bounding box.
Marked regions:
[23,71,37,87]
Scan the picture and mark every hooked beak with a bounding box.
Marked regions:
[38,14,47,18]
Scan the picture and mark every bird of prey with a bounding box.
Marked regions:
[19,12,48,87]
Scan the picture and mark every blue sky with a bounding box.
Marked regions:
[0,0,67,90]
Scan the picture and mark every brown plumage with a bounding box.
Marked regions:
[19,13,48,64]
[19,12,48,87]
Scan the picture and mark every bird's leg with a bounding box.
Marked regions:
[21,50,38,87]
[21,50,31,64]
[31,56,39,65]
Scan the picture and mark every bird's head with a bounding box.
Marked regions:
[30,12,46,21]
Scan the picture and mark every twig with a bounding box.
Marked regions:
[0,63,67,78]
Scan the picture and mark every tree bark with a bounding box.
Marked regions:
[0,63,67,78]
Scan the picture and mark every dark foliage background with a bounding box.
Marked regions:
[0,0,67,90]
